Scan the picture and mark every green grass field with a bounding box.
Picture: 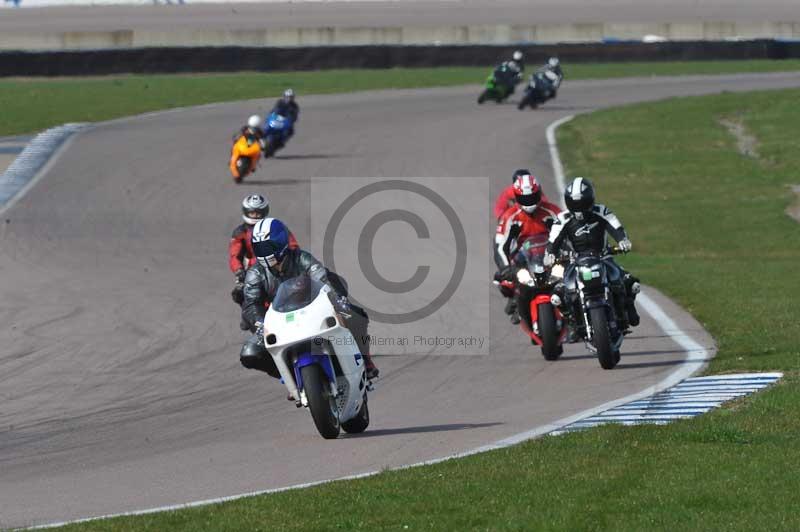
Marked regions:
[3,59,800,136]
[42,81,800,530]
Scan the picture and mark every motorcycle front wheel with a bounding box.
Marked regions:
[537,303,562,360]
[342,395,370,434]
[301,365,341,439]
[590,307,617,370]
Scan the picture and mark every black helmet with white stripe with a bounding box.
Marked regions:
[242,193,270,225]
[564,177,595,213]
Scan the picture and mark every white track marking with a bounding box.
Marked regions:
[0,123,89,216]
[29,112,715,530]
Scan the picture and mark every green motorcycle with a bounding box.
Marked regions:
[477,65,519,104]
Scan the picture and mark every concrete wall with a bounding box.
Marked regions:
[3,22,800,51]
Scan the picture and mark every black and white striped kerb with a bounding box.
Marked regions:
[0,123,88,207]
[552,373,782,434]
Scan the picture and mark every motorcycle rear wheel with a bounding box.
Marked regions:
[590,307,617,369]
[477,91,488,104]
[342,395,370,434]
[301,365,341,439]
[537,303,562,360]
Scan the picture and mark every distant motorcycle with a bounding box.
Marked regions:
[560,247,629,369]
[517,69,562,110]
[261,112,294,158]
[229,133,262,183]
[478,64,520,104]
[263,275,371,439]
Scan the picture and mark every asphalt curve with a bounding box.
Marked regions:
[3,72,800,528]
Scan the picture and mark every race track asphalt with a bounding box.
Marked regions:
[3,72,800,528]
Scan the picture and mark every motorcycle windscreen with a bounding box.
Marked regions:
[266,113,288,130]
[272,275,325,313]
[517,234,548,267]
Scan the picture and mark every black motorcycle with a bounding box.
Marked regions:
[560,247,629,369]
[517,69,561,110]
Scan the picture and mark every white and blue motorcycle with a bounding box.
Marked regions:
[263,275,371,439]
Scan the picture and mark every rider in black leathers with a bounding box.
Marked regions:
[239,218,379,380]
[269,89,300,141]
[545,177,640,338]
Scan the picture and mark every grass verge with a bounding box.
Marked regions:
[48,88,800,530]
[3,59,800,136]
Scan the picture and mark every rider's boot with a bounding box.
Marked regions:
[364,353,379,380]
[626,301,640,327]
[510,309,521,325]
[566,325,581,344]
[624,277,641,327]
[504,297,517,316]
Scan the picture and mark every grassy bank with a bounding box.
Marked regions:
[3,60,800,136]
[50,89,800,530]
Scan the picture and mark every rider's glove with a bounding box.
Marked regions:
[494,266,514,283]
[234,268,246,284]
[231,285,244,305]
[333,296,352,319]
[333,295,352,316]
[618,238,633,253]
[543,253,556,268]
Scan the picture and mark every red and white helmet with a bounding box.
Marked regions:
[513,172,542,213]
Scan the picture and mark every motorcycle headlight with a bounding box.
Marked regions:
[516,269,534,286]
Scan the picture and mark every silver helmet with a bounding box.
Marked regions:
[242,193,270,225]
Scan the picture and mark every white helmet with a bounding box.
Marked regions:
[247,115,261,129]
[242,193,270,225]
[548,57,560,68]
[513,50,523,62]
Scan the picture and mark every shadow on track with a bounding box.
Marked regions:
[345,422,503,438]
[559,349,681,361]
[240,178,307,186]
[617,358,705,369]
[274,154,350,160]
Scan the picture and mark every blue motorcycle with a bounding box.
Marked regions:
[261,112,294,158]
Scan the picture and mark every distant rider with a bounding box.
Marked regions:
[507,50,525,77]
[239,218,379,380]
[494,50,525,94]
[269,89,300,141]
[544,177,641,338]
[229,194,298,329]
[494,171,561,323]
[237,115,264,142]
[545,57,563,81]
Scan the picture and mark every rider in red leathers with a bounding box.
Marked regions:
[494,168,533,219]
[494,171,561,323]
[230,194,298,329]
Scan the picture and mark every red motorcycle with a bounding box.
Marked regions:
[499,235,567,360]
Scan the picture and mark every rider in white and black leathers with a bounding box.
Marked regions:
[239,218,379,380]
[545,177,640,335]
